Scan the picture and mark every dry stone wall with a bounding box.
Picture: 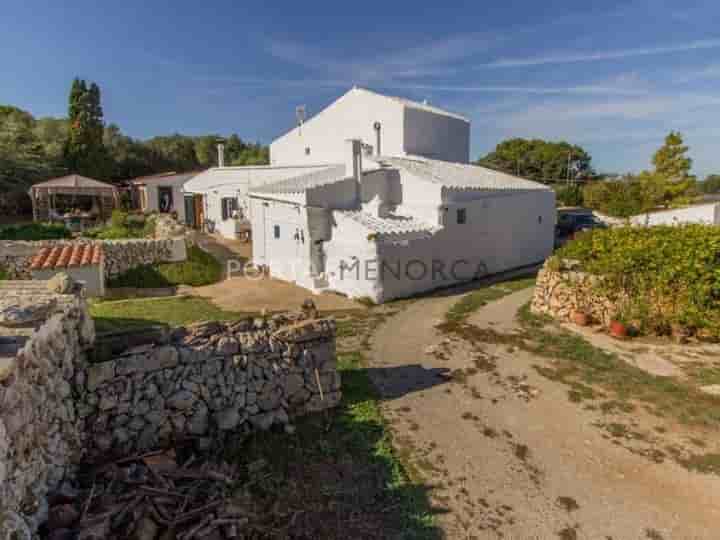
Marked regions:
[0,281,95,532]
[80,316,340,459]
[0,237,185,280]
[531,259,620,326]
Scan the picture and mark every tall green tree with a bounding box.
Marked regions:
[650,131,697,207]
[63,78,110,178]
[477,138,593,182]
[700,175,720,194]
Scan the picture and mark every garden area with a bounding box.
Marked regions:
[0,222,71,240]
[556,224,720,340]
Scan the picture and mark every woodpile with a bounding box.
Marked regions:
[43,450,256,540]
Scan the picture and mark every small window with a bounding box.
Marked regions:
[274,225,280,239]
[538,215,543,224]
[221,197,238,220]
[305,147,311,156]
[457,208,467,224]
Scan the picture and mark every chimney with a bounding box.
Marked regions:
[217,143,225,168]
[345,139,362,182]
[373,122,382,156]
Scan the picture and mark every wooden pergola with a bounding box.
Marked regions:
[29,174,120,223]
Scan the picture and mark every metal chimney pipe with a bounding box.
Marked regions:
[373,121,382,156]
[217,143,225,168]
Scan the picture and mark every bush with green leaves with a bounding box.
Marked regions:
[108,245,222,288]
[558,225,720,338]
[554,184,584,207]
[582,180,645,218]
[84,211,155,239]
[0,222,71,240]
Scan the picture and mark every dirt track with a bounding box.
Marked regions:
[370,287,720,539]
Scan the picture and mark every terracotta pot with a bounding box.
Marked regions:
[571,310,589,327]
[609,320,628,339]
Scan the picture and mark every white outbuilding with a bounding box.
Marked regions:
[248,141,555,303]
[630,202,720,226]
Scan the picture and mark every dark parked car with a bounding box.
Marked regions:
[555,212,606,245]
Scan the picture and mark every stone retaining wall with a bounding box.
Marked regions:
[0,237,186,280]
[531,258,620,326]
[0,282,95,530]
[80,316,340,459]
[0,282,341,535]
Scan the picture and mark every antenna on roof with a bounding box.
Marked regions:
[296,105,306,135]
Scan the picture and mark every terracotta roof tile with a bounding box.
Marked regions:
[30,243,104,270]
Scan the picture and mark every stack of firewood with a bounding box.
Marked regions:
[44,450,255,540]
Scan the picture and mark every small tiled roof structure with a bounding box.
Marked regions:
[250,165,348,195]
[29,244,103,271]
[338,210,439,238]
[374,156,551,191]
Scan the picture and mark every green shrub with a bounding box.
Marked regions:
[554,184,584,207]
[0,222,71,240]
[582,180,644,218]
[108,246,223,288]
[558,225,720,338]
[0,267,8,280]
[85,214,156,240]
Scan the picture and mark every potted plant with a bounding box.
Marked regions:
[609,317,628,339]
[571,309,590,327]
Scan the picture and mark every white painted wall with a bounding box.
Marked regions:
[403,107,470,163]
[270,88,405,166]
[186,165,329,239]
[143,183,186,223]
[322,189,556,302]
[631,203,720,226]
[393,170,444,226]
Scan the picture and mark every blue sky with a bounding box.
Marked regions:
[2,0,719,177]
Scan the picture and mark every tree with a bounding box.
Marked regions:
[650,131,696,207]
[477,138,593,182]
[700,175,720,194]
[63,78,111,178]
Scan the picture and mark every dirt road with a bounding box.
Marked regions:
[370,287,720,539]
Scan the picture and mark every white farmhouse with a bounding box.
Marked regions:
[184,87,555,302]
[248,140,555,303]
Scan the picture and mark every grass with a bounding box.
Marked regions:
[0,222,71,240]
[90,295,250,333]
[0,268,7,281]
[444,276,537,324]
[226,351,439,539]
[107,245,223,288]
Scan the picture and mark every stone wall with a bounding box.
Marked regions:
[531,259,620,326]
[80,316,340,459]
[0,281,95,530]
[0,237,186,280]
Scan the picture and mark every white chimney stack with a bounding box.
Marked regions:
[217,143,225,168]
[345,139,362,183]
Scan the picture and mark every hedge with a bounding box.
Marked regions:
[557,224,720,338]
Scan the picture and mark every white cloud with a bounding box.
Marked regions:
[483,38,720,68]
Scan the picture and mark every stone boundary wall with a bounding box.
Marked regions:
[531,259,620,326]
[0,237,187,280]
[0,282,341,535]
[80,316,340,459]
[0,285,95,529]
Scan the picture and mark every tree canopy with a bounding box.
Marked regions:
[0,78,270,214]
[700,175,720,194]
[476,138,593,182]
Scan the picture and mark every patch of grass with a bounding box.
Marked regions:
[90,295,249,333]
[225,351,439,539]
[108,245,223,288]
[444,277,536,325]
[0,222,70,240]
[0,267,7,280]
[678,452,720,475]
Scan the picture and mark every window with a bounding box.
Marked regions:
[274,225,280,239]
[538,215,543,224]
[457,208,467,224]
[158,187,173,213]
[305,147,311,156]
[221,197,238,220]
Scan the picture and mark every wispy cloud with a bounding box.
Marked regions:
[673,63,720,83]
[483,38,720,67]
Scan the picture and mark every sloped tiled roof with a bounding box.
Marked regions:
[132,171,201,185]
[30,244,103,270]
[338,210,439,238]
[375,156,551,191]
[250,165,349,195]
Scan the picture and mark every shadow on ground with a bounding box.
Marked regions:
[367,365,451,400]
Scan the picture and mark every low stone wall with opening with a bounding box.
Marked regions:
[80,316,340,459]
[0,237,186,280]
[0,281,95,532]
[531,259,621,326]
